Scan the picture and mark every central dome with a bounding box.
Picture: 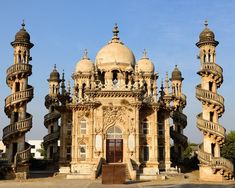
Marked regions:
[95,24,136,71]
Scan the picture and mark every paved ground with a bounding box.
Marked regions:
[0,175,234,188]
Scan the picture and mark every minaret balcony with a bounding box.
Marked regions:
[211,157,234,173]
[6,64,32,81]
[5,87,33,109]
[170,127,188,148]
[196,86,224,112]
[3,115,32,142]
[196,114,225,140]
[198,144,234,176]
[198,63,223,86]
[43,131,60,146]
[44,112,61,128]
[14,144,32,165]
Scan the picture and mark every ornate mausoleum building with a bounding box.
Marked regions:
[196,21,234,181]
[44,24,188,179]
[3,22,34,175]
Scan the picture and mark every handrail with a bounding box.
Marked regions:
[7,64,32,78]
[201,63,223,76]
[196,85,224,106]
[43,131,60,144]
[5,87,33,107]
[3,115,32,139]
[14,145,32,166]
[127,158,137,180]
[196,114,225,138]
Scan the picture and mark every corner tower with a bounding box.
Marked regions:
[43,65,61,160]
[3,22,34,171]
[196,21,233,181]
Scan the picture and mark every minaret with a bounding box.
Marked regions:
[170,65,187,162]
[43,65,61,161]
[196,21,233,181]
[3,22,34,170]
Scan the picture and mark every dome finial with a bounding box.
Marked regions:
[83,49,88,59]
[22,19,25,29]
[143,49,148,58]
[112,23,119,41]
[204,20,208,28]
[53,64,57,70]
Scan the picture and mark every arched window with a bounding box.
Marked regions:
[112,70,118,85]
[82,83,86,98]
[203,50,206,63]
[142,118,149,134]
[23,51,27,63]
[79,142,86,160]
[80,118,87,134]
[107,125,122,139]
[208,50,211,63]
[18,50,21,64]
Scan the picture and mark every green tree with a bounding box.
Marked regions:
[183,142,197,159]
[36,143,47,158]
[221,131,235,164]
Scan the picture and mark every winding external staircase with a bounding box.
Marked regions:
[43,95,61,154]
[196,63,233,180]
[3,63,33,168]
[170,93,188,159]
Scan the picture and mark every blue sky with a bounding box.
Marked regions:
[0,0,235,143]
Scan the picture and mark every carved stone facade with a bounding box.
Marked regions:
[53,24,188,179]
[196,21,234,181]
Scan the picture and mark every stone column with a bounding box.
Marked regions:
[135,104,140,163]
[164,115,171,170]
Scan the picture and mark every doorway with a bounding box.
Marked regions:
[12,142,18,162]
[106,139,123,163]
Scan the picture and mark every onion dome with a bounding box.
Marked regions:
[95,24,136,71]
[76,49,94,73]
[11,21,34,48]
[170,65,184,81]
[137,49,154,73]
[48,64,61,82]
[196,20,219,47]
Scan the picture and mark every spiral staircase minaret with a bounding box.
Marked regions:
[43,65,61,161]
[196,21,234,181]
[3,22,34,172]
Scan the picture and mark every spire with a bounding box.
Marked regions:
[67,80,71,95]
[21,19,25,29]
[111,23,120,42]
[142,49,148,59]
[61,70,66,95]
[159,79,165,97]
[165,72,169,95]
[204,20,208,28]
[83,49,88,59]
[53,64,57,71]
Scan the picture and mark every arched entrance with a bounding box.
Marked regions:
[106,125,123,163]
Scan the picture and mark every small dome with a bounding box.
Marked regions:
[48,65,61,82]
[197,21,218,46]
[137,50,154,73]
[76,50,94,73]
[11,22,33,47]
[95,24,136,71]
[171,65,183,81]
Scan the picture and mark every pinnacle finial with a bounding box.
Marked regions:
[112,23,119,41]
[22,19,25,29]
[204,20,208,27]
[143,49,148,58]
[83,49,88,59]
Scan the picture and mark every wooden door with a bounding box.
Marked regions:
[106,139,123,163]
